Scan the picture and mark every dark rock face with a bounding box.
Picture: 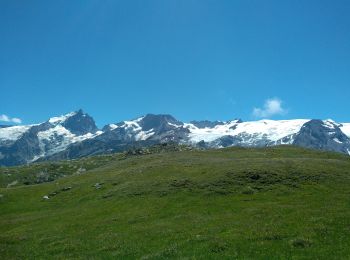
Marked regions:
[0,122,53,166]
[0,110,99,166]
[62,109,98,135]
[190,120,225,128]
[293,120,350,154]
[149,126,190,143]
[138,114,189,143]
[206,133,273,148]
[42,138,159,161]
[139,114,182,132]
[209,135,239,147]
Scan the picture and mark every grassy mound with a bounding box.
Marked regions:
[1,146,350,258]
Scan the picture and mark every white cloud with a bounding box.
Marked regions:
[0,115,10,122]
[253,98,287,118]
[11,118,22,124]
[0,114,22,124]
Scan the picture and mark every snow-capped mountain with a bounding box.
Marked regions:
[0,110,101,166]
[1,110,350,166]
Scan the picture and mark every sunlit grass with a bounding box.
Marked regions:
[1,145,350,258]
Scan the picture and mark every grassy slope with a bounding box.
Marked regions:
[1,146,350,259]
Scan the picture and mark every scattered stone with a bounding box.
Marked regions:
[93,183,103,189]
[75,167,86,175]
[36,171,50,183]
[43,195,49,200]
[7,180,18,188]
[101,193,113,199]
[290,238,312,248]
[61,186,72,191]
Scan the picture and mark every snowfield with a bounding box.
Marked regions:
[0,125,32,142]
[48,112,77,124]
[106,116,156,141]
[184,119,309,143]
[36,125,103,158]
[340,123,350,138]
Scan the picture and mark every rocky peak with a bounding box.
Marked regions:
[62,110,98,135]
[293,119,350,154]
[139,114,182,132]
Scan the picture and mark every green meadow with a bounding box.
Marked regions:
[1,146,350,259]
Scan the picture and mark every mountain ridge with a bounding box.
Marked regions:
[0,109,349,166]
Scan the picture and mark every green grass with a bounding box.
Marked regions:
[1,145,350,259]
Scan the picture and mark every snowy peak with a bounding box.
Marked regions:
[293,119,350,154]
[103,114,186,142]
[61,109,98,135]
[0,110,101,166]
[48,109,98,135]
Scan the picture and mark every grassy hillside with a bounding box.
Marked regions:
[1,145,350,259]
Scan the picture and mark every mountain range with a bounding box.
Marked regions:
[0,109,349,166]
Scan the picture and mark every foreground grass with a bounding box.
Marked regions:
[1,146,350,259]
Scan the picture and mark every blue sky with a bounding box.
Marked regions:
[1,0,350,127]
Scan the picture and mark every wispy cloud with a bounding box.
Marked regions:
[0,114,22,124]
[252,98,287,118]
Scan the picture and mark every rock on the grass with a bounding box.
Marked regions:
[7,180,18,188]
[93,183,102,189]
[43,195,49,200]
